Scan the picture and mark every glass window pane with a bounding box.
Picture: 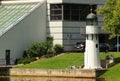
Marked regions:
[50,4,97,21]
[50,4,62,20]
[64,15,70,20]
[72,16,79,21]
[51,10,62,14]
[51,16,62,20]
[51,4,62,9]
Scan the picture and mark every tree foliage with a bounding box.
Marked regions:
[97,0,120,38]
[17,36,65,64]
[53,44,64,54]
[25,36,53,57]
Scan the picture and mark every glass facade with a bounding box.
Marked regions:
[50,4,97,21]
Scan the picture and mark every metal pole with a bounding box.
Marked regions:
[117,36,119,52]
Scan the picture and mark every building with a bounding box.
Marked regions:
[47,0,105,51]
[0,0,46,65]
[0,0,105,65]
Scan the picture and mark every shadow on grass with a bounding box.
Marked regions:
[97,78,106,81]
[96,69,107,77]
[114,57,120,63]
[97,57,120,81]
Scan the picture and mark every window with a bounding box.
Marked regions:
[50,4,97,21]
[50,4,62,20]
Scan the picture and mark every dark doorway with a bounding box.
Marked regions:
[5,50,10,65]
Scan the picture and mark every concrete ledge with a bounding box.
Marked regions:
[9,68,96,78]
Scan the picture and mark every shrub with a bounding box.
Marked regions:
[44,36,53,54]
[18,57,36,64]
[26,42,41,57]
[25,36,54,58]
[53,44,64,54]
[17,36,54,64]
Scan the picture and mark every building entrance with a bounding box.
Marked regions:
[5,50,10,65]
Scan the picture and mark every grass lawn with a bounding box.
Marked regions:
[16,52,84,69]
[99,52,120,81]
[99,63,120,81]
[16,52,120,81]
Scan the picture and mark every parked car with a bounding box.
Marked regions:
[75,42,112,52]
[112,44,120,51]
[74,42,85,52]
[99,43,112,52]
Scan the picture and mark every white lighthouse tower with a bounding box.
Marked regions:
[84,10,101,69]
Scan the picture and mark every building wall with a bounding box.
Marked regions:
[9,68,96,78]
[47,0,62,3]
[47,0,105,4]
[47,0,105,51]
[63,21,86,51]
[62,0,105,4]
[0,2,46,65]
[47,21,63,45]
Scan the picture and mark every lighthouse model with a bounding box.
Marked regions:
[84,10,101,69]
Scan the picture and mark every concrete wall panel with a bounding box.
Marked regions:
[0,2,46,65]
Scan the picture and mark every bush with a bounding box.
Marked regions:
[25,36,54,58]
[17,36,54,64]
[26,42,41,57]
[18,57,36,64]
[44,36,53,54]
[53,44,64,54]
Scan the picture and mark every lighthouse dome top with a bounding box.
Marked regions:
[86,12,97,19]
[86,12,98,26]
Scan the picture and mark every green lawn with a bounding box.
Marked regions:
[16,52,120,81]
[99,52,120,81]
[99,63,120,81]
[16,52,84,69]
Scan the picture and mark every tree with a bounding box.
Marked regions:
[25,36,54,58]
[44,36,53,54]
[97,0,120,38]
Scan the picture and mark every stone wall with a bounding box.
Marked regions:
[9,68,96,78]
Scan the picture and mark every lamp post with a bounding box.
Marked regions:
[84,11,101,69]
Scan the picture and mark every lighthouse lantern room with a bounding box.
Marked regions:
[84,10,101,69]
